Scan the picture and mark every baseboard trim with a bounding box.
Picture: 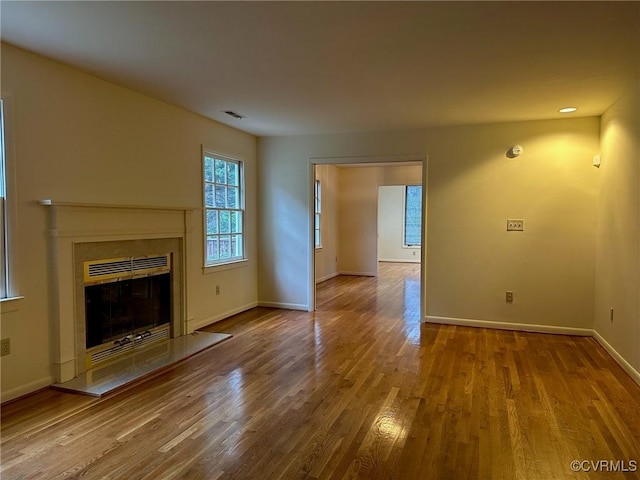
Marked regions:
[258,301,309,311]
[1,375,55,404]
[425,315,594,336]
[191,302,258,331]
[378,258,420,264]
[339,271,376,277]
[593,331,640,387]
[316,272,339,284]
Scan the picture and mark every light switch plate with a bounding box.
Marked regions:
[507,219,524,231]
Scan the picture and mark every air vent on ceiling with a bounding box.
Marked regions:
[223,110,246,119]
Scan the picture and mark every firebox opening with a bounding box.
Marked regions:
[85,273,171,348]
[83,253,173,367]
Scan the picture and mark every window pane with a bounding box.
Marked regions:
[231,211,242,233]
[232,234,243,257]
[227,162,239,186]
[219,235,231,259]
[206,237,219,262]
[204,156,214,182]
[227,186,238,209]
[219,210,231,234]
[204,184,214,207]
[215,185,226,208]
[404,185,422,246]
[315,230,320,247]
[0,101,5,297]
[0,198,5,298]
[206,210,218,234]
[315,213,320,230]
[214,159,227,184]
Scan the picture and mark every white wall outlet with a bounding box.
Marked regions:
[507,219,524,231]
[506,291,514,303]
[215,285,220,295]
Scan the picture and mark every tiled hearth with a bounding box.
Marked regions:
[53,330,231,397]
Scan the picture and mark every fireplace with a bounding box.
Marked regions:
[73,238,185,376]
[41,200,195,383]
[83,254,172,367]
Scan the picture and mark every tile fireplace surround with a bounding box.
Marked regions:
[40,200,196,383]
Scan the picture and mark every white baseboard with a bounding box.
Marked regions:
[425,315,594,336]
[316,272,339,284]
[258,301,309,311]
[378,258,420,264]
[339,271,376,277]
[1,375,55,404]
[593,331,640,387]
[191,301,258,331]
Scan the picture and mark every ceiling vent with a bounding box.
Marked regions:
[223,110,246,119]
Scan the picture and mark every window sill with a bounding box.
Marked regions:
[203,259,248,274]
[315,246,323,251]
[402,245,421,249]
[0,296,25,314]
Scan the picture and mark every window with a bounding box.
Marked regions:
[0,100,7,297]
[314,179,322,248]
[404,185,422,247]
[203,153,245,266]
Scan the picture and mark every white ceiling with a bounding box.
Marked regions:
[1,1,638,137]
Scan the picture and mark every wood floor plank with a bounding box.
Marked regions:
[2,263,639,479]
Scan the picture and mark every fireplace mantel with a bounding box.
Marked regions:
[39,199,198,211]
[41,199,197,383]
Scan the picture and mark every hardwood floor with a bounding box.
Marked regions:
[2,262,639,479]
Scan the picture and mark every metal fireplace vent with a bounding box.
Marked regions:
[84,254,170,285]
[87,327,170,368]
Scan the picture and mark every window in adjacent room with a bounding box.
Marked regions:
[314,179,322,248]
[0,100,7,297]
[203,153,245,266]
[403,185,422,247]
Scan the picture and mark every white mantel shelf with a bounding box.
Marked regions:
[39,199,200,211]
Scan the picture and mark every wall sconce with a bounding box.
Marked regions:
[506,145,523,158]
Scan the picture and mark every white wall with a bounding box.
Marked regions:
[0,44,258,401]
[314,164,339,283]
[595,81,640,378]
[337,167,380,276]
[258,118,600,332]
[378,186,421,263]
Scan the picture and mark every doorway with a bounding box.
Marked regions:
[309,154,427,319]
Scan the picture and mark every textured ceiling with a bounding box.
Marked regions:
[1,1,639,136]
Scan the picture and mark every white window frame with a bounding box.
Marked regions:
[314,179,322,249]
[403,184,422,248]
[202,151,246,268]
[0,99,7,298]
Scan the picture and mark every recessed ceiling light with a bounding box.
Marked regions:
[558,107,578,113]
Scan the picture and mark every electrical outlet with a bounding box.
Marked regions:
[215,285,220,295]
[507,219,524,231]
[1,338,10,356]
[506,291,514,303]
